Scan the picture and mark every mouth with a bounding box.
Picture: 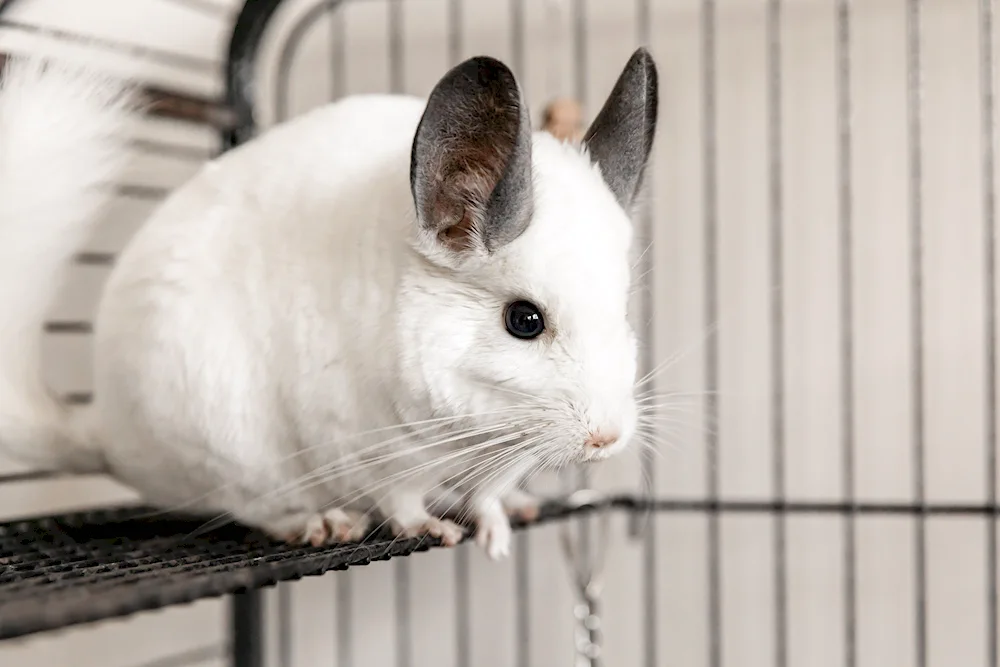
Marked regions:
[582,448,612,463]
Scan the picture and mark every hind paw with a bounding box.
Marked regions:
[323,508,370,542]
[391,517,465,547]
[264,509,369,547]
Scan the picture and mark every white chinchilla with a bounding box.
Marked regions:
[0,50,658,560]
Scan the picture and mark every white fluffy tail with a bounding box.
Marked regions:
[0,57,135,473]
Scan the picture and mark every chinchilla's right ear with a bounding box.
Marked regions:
[582,48,659,212]
[410,56,533,256]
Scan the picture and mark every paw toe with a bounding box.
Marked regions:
[303,515,330,547]
[323,509,370,543]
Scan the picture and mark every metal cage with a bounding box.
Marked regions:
[0,1,998,666]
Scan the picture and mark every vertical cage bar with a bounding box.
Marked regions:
[455,546,471,667]
[571,0,592,571]
[632,0,658,665]
[511,0,525,77]
[445,4,470,662]
[388,0,404,94]
[981,2,999,667]
[231,591,264,667]
[387,4,410,667]
[514,532,531,667]
[336,576,353,667]
[572,0,588,108]
[905,2,928,667]
[277,585,292,667]
[329,6,351,665]
[395,567,411,667]
[330,0,345,100]
[448,0,463,64]
[509,2,531,666]
[835,1,858,666]
[701,1,722,667]
[766,2,788,667]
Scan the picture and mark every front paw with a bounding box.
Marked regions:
[475,511,512,561]
[502,489,541,523]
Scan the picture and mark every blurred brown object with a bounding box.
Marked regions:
[0,52,236,130]
[541,97,584,142]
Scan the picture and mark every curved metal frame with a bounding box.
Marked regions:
[224,0,286,149]
[223,4,289,663]
[226,0,345,136]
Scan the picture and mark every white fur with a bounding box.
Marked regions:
[0,60,637,559]
[0,58,133,473]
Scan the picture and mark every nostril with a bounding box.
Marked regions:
[585,431,619,450]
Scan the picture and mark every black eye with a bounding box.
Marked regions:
[504,300,545,340]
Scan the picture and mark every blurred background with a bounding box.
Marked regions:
[0,0,997,665]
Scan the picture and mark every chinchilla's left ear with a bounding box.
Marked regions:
[582,48,659,211]
[410,55,533,255]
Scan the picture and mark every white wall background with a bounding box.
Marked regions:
[0,0,998,665]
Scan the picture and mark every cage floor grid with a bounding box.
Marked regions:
[0,496,629,640]
[2,495,997,640]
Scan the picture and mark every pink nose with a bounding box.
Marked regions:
[584,431,619,450]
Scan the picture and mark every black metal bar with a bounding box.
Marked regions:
[835,1,857,666]
[624,497,1000,516]
[767,3,787,667]
[905,3,928,667]
[225,0,287,148]
[701,1,721,666]
[983,0,1000,664]
[231,591,264,667]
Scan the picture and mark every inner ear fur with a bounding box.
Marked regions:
[410,56,533,254]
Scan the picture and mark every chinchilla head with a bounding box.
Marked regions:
[400,49,658,467]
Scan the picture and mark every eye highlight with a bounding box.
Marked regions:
[504,300,545,340]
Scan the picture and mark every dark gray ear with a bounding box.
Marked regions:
[582,48,659,210]
[410,56,533,254]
